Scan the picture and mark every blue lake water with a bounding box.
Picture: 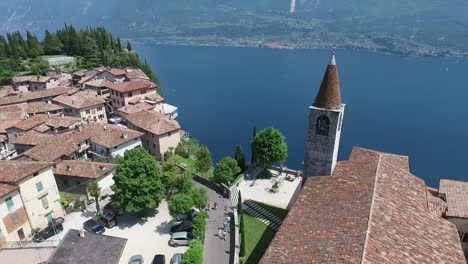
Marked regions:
[134,44,468,187]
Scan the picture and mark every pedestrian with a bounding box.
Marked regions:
[207,202,211,211]
[213,202,217,210]
[218,228,223,239]
[224,221,228,230]
[223,230,227,240]
[227,215,231,223]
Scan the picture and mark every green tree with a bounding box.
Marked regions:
[126,40,132,51]
[116,37,122,52]
[213,157,241,185]
[238,191,246,257]
[168,193,193,217]
[191,188,208,210]
[162,161,193,197]
[183,240,203,264]
[195,146,212,173]
[252,127,287,170]
[251,126,257,165]
[29,58,49,75]
[59,193,70,209]
[43,30,63,55]
[192,211,208,241]
[235,145,247,172]
[112,148,165,215]
[87,181,101,214]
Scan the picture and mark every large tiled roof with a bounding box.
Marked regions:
[439,179,468,218]
[53,90,106,109]
[81,122,143,148]
[45,116,82,129]
[7,114,48,131]
[54,160,117,179]
[0,160,53,183]
[14,131,56,146]
[84,78,107,88]
[0,183,18,197]
[116,102,154,116]
[105,80,156,93]
[261,147,465,264]
[0,118,23,133]
[126,69,149,80]
[0,87,72,106]
[106,68,126,76]
[144,93,164,103]
[313,52,342,110]
[125,110,180,135]
[0,102,63,116]
[427,188,448,217]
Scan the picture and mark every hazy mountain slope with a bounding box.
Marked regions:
[1,0,467,56]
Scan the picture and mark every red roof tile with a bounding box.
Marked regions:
[0,87,72,106]
[105,81,156,93]
[0,183,18,197]
[53,90,106,109]
[81,122,143,148]
[14,131,56,146]
[313,52,342,110]
[125,110,180,135]
[7,114,48,131]
[116,102,154,116]
[45,116,82,129]
[0,160,53,183]
[261,147,465,264]
[54,160,117,179]
[439,179,468,218]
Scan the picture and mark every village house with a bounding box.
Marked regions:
[42,116,82,133]
[53,90,107,123]
[81,122,143,159]
[0,161,63,237]
[12,76,60,92]
[115,102,155,118]
[96,68,127,83]
[125,68,150,82]
[125,110,181,160]
[13,131,56,155]
[54,160,117,197]
[0,102,63,117]
[0,87,72,107]
[105,80,158,109]
[5,114,49,145]
[83,79,110,97]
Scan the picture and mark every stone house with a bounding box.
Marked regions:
[105,80,158,109]
[28,76,60,92]
[125,110,181,160]
[53,90,107,123]
[0,87,72,107]
[0,161,63,240]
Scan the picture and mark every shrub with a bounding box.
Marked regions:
[192,211,208,241]
[182,240,203,264]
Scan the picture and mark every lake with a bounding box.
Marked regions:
[134,44,468,187]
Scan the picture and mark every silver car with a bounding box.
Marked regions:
[170,253,183,264]
[169,232,195,247]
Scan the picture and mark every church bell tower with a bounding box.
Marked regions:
[303,52,345,177]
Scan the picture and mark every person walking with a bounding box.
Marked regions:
[213,202,217,210]
[218,228,223,239]
[223,230,227,240]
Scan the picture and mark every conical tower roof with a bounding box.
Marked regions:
[312,52,342,109]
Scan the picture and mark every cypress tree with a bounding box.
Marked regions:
[126,40,132,51]
[117,37,122,52]
[235,145,247,172]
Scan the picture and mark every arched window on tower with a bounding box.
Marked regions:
[316,115,330,136]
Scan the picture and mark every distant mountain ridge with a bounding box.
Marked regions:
[1,0,468,56]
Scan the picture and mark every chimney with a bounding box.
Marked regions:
[122,132,128,139]
[99,165,106,170]
[103,125,107,131]
[66,165,71,171]
[79,228,85,238]
[76,125,82,132]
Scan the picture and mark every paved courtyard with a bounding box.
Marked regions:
[238,169,302,209]
[0,247,55,264]
[47,200,187,264]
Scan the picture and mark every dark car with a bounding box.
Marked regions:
[170,253,183,264]
[99,212,118,228]
[170,221,193,234]
[83,219,105,234]
[33,219,64,243]
[152,254,165,264]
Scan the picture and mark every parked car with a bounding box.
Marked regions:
[169,232,196,247]
[170,221,193,234]
[170,253,183,264]
[83,219,105,234]
[99,212,118,228]
[129,254,144,264]
[176,208,200,222]
[32,218,64,243]
[152,254,166,264]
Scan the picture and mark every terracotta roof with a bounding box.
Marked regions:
[128,97,141,104]
[116,102,154,116]
[45,116,82,129]
[33,124,51,133]
[0,183,18,197]
[73,70,86,77]
[106,68,126,76]
[54,160,117,179]
[0,118,23,133]
[105,80,157,93]
[7,114,48,131]
[126,110,180,135]
[0,105,28,119]
[81,122,143,148]
[0,135,7,143]
[94,66,108,72]
[29,76,55,83]
[439,179,468,218]
[126,69,149,80]
[0,85,15,98]
[23,130,90,162]
[261,147,465,264]
[25,102,63,114]
[14,131,56,146]
[0,160,53,183]
[426,188,448,217]
[53,90,105,109]
[144,93,164,103]
[313,52,342,110]
[12,75,34,83]
[78,75,94,85]
[0,87,72,106]
[0,102,61,118]
[84,78,107,88]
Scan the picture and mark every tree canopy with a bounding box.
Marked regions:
[190,188,208,210]
[195,146,212,173]
[183,240,203,264]
[112,148,165,214]
[213,157,241,185]
[162,160,192,197]
[252,127,287,168]
[168,193,193,217]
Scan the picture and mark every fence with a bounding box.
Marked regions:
[0,239,60,250]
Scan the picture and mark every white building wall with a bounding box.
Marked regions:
[17,167,63,229]
[110,137,142,157]
[0,191,32,241]
[96,171,115,195]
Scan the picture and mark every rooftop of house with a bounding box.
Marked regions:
[0,85,15,98]
[0,183,18,197]
[13,131,56,146]
[144,93,164,104]
[78,75,95,85]
[105,80,157,93]
[427,187,448,217]
[45,116,82,129]
[0,118,23,134]
[0,160,52,183]
[83,78,108,88]
[439,179,468,219]
[260,147,465,264]
[33,124,51,133]
[54,160,117,179]
[125,110,181,135]
[13,75,56,83]
[81,122,143,148]
[0,102,63,116]
[23,130,90,162]
[53,89,106,109]
[0,87,72,106]
[116,102,154,116]
[105,68,127,76]
[125,69,149,80]
[6,114,48,131]
[46,229,127,264]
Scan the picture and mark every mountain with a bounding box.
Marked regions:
[1,0,468,56]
